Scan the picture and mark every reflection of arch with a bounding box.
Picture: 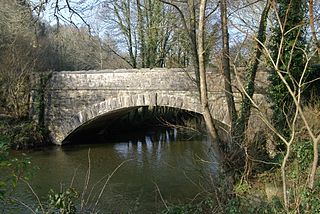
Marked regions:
[50,92,228,145]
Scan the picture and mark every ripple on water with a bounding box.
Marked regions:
[1,128,217,213]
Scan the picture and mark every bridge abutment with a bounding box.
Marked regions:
[30,68,267,145]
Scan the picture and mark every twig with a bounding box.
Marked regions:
[11,197,36,214]
[70,165,80,188]
[92,159,132,212]
[153,181,168,210]
[80,148,91,209]
[23,179,45,214]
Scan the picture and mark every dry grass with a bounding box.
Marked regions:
[296,102,320,141]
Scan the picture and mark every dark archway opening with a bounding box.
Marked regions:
[64,106,205,144]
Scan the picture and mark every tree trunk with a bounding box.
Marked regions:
[124,1,137,68]
[188,0,200,88]
[136,0,146,67]
[198,0,223,165]
[113,1,137,68]
[160,0,224,168]
[233,0,271,146]
[308,0,320,56]
[220,0,237,140]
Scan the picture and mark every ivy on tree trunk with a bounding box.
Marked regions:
[268,0,306,140]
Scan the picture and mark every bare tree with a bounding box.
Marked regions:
[159,0,201,85]
[233,1,319,210]
[198,0,224,165]
[99,0,179,68]
[308,0,320,56]
[231,0,271,157]
[0,0,38,117]
[220,0,238,144]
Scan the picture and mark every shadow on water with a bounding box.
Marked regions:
[1,107,220,213]
[64,106,205,145]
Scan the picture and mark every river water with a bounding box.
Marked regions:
[2,128,217,213]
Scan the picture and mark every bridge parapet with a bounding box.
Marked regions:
[31,68,267,145]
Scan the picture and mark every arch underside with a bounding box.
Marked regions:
[49,92,229,145]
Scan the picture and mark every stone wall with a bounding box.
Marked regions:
[34,68,268,145]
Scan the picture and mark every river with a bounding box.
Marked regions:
[2,128,217,213]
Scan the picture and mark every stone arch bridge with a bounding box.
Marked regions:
[32,68,267,145]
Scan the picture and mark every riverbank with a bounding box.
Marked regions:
[0,115,49,149]
[1,102,319,213]
[1,126,218,213]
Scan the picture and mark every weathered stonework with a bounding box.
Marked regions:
[32,68,268,145]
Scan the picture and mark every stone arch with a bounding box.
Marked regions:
[51,92,211,145]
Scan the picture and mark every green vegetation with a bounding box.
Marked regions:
[163,197,215,214]
[0,116,46,149]
[0,139,37,211]
[46,188,78,214]
[159,0,320,212]
[0,0,320,213]
[268,0,306,139]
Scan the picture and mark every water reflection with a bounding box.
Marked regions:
[2,128,218,213]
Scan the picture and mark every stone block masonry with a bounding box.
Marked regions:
[31,68,268,145]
